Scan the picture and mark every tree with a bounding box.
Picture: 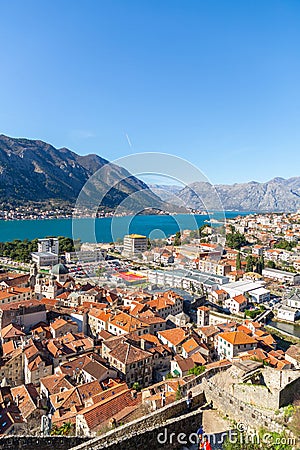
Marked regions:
[0,238,38,263]
[174,231,181,246]
[51,422,74,436]
[132,382,141,391]
[256,255,265,275]
[57,236,75,253]
[266,260,276,269]
[188,365,206,376]
[175,382,182,400]
[0,236,77,263]
[226,230,247,250]
[245,309,261,319]
[95,267,105,278]
[236,252,241,271]
[165,372,174,379]
[274,239,297,252]
[246,255,255,273]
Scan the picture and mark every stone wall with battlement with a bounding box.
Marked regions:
[0,391,206,450]
[72,408,203,450]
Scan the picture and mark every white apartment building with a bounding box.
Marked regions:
[262,268,300,285]
[38,238,59,254]
[31,238,59,267]
[217,331,257,360]
[31,252,59,268]
[122,234,148,256]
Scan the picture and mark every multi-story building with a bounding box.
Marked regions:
[49,317,78,338]
[38,238,59,254]
[262,268,300,284]
[65,249,106,263]
[146,291,183,319]
[157,327,187,354]
[0,348,24,386]
[197,306,210,327]
[224,294,248,314]
[0,299,47,330]
[23,341,52,385]
[31,238,59,267]
[88,309,150,338]
[217,331,257,360]
[122,234,148,256]
[197,259,232,276]
[103,336,153,387]
[0,287,34,306]
[148,269,228,292]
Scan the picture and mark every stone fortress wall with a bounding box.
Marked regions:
[0,364,297,450]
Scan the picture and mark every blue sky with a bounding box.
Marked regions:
[0,0,299,184]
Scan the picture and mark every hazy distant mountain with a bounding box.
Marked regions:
[149,184,182,201]
[0,135,163,212]
[177,177,300,212]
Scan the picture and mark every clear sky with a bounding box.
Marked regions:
[0,0,300,184]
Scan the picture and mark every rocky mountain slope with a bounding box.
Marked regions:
[177,177,300,212]
[0,135,163,212]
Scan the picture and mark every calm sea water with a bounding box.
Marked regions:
[0,211,251,243]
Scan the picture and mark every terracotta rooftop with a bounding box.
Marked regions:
[40,373,73,395]
[173,355,195,372]
[109,341,152,365]
[182,337,200,354]
[232,294,247,304]
[79,389,141,431]
[11,384,39,419]
[1,340,16,356]
[197,325,220,338]
[57,355,92,377]
[82,360,111,380]
[198,306,210,312]
[50,318,77,331]
[158,328,187,346]
[286,344,300,362]
[1,323,25,339]
[218,331,257,346]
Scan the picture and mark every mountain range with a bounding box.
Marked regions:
[0,134,299,213]
[0,134,163,212]
[155,178,300,212]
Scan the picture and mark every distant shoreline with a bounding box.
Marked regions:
[0,209,263,222]
[0,212,251,243]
